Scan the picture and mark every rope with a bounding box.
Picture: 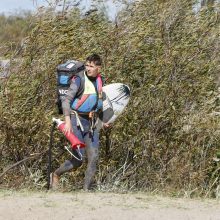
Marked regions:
[64,145,83,161]
[71,110,84,131]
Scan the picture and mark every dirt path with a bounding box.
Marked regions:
[0,191,220,220]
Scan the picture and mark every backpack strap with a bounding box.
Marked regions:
[74,71,85,99]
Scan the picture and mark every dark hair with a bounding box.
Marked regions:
[86,54,102,66]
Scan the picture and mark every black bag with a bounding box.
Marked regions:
[57,60,85,114]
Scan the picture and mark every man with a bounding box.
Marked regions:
[51,54,108,190]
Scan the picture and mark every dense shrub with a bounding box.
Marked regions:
[0,0,220,196]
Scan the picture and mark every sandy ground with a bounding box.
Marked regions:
[0,191,220,220]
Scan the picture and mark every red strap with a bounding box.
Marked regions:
[75,94,89,109]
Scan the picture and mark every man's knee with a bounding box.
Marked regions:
[55,160,74,176]
[87,148,99,165]
[70,157,83,168]
[70,149,83,168]
[55,159,83,176]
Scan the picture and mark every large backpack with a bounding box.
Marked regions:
[56,60,85,114]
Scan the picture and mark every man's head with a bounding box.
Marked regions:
[85,54,102,78]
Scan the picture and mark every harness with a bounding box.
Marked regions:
[71,71,103,132]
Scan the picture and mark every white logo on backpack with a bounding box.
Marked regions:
[59,89,68,95]
[66,62,76,69]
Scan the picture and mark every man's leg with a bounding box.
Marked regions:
[51,149,84,189]
[55,149,83,175]
[83,130,99,190]
[51,115,84,189]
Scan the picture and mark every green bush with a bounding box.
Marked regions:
[0,0,220,196]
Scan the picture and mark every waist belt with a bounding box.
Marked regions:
[77,112,90,115]
[71,110,98,133]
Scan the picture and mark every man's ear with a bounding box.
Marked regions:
[97,66,101,73]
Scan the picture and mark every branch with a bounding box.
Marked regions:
[0,151,46,179]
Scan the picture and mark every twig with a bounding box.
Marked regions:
[0,152,44,179]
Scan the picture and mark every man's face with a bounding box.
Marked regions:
[85,61,101,77]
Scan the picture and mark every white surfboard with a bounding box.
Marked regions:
[96,83,131,130]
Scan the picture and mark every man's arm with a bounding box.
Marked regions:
[62,76,81,134]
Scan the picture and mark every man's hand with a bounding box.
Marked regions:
[103,123,112,129]
[64,116,72,135]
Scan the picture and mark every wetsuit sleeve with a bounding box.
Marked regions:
[62,76,81,116]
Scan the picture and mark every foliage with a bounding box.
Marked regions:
[0,11,33,56]
[0,0,220,196]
